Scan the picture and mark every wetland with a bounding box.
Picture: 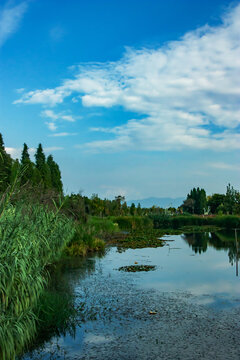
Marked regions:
[21,230,240,360]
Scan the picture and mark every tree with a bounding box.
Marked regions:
[182,197,195,214]
[137,203,142,216]
[130,203,136,216]
[20,143,34,185]
[47,155,63,193]
[207,194,225,214]
[34,144,51,188]
[182,187,207,214]
[224,183,238,214]
[0,133,12,192]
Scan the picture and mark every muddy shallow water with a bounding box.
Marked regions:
[22,232,240,359]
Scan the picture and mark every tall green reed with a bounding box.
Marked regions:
[0,202,74,359]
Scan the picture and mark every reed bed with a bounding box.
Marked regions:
[0,203,74,360]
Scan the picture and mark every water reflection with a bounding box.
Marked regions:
[21,232,240,359]
[20,253,105,358]
[182,230,240,275]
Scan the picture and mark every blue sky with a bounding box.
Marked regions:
[1,0,240,200]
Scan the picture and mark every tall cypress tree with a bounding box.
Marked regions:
[34,144,52,188]
[47,155,63,193]
[20,143,34,185]
[0,133,12,192]
[185,187,206,214]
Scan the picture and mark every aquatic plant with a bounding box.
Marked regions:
[118,265,156,272]
[0,203,74,359]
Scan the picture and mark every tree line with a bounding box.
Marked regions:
[0,133,63,194]
[181,184,240,215]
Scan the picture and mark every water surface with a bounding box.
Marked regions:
[22,231,240,360]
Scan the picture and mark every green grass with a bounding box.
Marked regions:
[149,214,240,230]
[64,222,106,257]
[0,203,74,359]
[88,216,119,234]
[112,216,153,230]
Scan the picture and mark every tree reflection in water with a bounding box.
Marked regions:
[181,230,239,273]
[22,252,105,357]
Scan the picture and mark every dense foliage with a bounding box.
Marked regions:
[0,134,63,194]
[0,203,74,359]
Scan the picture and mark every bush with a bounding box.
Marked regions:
[64,223,105,257]
[113,216,153,230]
[88,216,119,234]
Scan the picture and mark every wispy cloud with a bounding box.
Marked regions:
[14,4,240,151]
[0,1,28,47]
[49,25,65,42]
[44,146,64,152]
[45,121,57,131]
[49,132,77,137]
[41,109,77,131]
[208,162,240,171]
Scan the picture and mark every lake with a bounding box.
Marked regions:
[21,231,240,359]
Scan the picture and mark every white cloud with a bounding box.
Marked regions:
[14,88,70,106]
[41,109,76,122]
[5,147,22,158]
[208,162,240,171]
[42,109,59,121]
[15,87,25,93]
[49,132,77,137]
[0,1,28,47]
[45,121,57,131]
[14,4,240,151]
[5,146,63,159]
[61,115,75,122]
[44,146,64,152]
[41,109,76,131]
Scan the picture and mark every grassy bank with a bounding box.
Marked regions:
[149,214,240,230]
[64,216,118,256]
[0,203,74,360]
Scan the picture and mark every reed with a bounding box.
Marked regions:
[64,222,105,257]
[0,203,74,359]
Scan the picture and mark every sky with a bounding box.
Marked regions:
[0,0,240,200]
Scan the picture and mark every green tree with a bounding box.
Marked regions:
[137,203,142,216]
[34,144,51,188]
[207,193,225,214]
[20,143,34,185]
[182,187,206,214]
[0,133,12,192]
[224,183,237,214]
[47,155,63,193]
[130,203,136,216]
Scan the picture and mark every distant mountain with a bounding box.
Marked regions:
[127,197,185,209]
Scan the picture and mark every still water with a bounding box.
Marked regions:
[22,231,240,360]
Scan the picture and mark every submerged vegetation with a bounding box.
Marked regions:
[118,265,156,272]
